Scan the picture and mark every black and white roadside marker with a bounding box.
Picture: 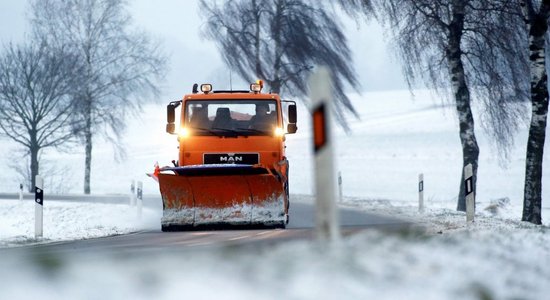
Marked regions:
[310,66,340,243]
[137,181,143,219]
[338,171,343,203]
[464,163,475,222]
[130,180,136,206]
[418,173,424,213]
[19,183,23,201]
[35,175,43,238]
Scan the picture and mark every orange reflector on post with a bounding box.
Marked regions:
[313,103,327,152]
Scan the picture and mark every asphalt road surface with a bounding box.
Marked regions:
[3,201,410,256]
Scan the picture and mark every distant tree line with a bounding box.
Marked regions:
[201,0,548,225]
[0,0,166,194]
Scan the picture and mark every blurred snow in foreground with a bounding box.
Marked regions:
[0,197,549,300]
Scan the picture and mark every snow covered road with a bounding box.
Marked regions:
[0,196,408,250]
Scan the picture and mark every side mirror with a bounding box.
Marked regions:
[288,104,297,124]
[166,123,176,134]
[166,103,176,134]
[287,123,297,134]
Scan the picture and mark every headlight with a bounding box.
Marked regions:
[201,84,212,93]
[274,127,284,136]
[178,127,190,138]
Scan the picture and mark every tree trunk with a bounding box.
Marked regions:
[448,1,480,212]
[84,126,92,195]
[83,96,93,195]
[270,80,282,94]
[253,0,262,79]
[29,141,40,194]
[271,0,283,94]
[522,15,548,225]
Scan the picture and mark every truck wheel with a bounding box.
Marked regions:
[285,180,290,209]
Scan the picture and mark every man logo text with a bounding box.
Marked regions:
[220,156,243,163]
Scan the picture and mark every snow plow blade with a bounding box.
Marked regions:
[159,164,286,230]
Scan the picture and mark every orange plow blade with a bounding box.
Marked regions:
[158,165,286,230]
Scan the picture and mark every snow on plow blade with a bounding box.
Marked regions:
[159,164,285,230]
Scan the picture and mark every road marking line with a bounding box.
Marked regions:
[253,230,285,239]
[191,232,212,236]
[189,241,213,246]
[228,235,251,241]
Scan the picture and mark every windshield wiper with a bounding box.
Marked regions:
[191,127,223,136]
[210,127,245,137]
[194,127,266,137]
[235,127,271,135]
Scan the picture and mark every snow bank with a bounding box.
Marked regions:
[0,199,159,247]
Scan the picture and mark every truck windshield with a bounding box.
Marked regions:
[184,100,278,136]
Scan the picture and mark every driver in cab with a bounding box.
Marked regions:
[249,103,275,131]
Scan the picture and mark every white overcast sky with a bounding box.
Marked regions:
[0,0,407,101]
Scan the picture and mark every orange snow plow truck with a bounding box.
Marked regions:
[157,81,297,231]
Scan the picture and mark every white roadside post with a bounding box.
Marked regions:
[35,175,43,238]
[19,183,23,201]
[338,171,343,203]
[310,66,340,243]
[137,181,143,219]
[418,173,424,213]
[130,180,136,206]
[465,163,475,222]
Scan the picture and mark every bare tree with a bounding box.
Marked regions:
[200,0,360,125]
[0,41,81,191]
[335,0,374,18]
[346,0,528,211]
[31,0,167,194]
[518,0,550,224]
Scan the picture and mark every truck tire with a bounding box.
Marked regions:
[276,221,286,229]
[161,225,174,232]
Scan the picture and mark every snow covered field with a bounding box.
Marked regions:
[0,199,159,248]
[1,89,550,299]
